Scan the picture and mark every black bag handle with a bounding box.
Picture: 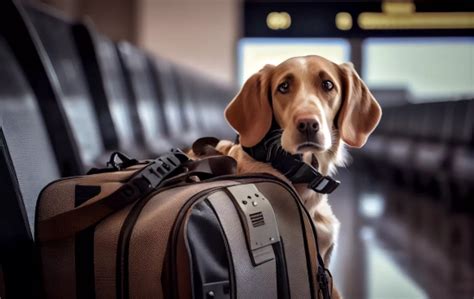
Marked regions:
[87,151,141,175]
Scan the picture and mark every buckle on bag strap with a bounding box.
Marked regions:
[107,151,139,170]
[127,149,189,195]
[309,175,340,194]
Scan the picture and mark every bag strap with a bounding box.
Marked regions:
[37,150,188,242]
[191,136,221,157]
[37,151,237,242]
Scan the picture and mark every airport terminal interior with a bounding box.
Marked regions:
[0,0,473,298]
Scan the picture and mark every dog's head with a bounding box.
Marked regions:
[225,55,381,155]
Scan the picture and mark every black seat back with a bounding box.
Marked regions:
[117,42,170,153]
[0,0,82,176]
[419,102,451,143]
[149,58,235,143]
[173,66,203,134]
[390,104,414,139]
[25,5,106,168]
[448,99,474,146]
[72,23,144,154]
[189,75,235,139]
[148,57,186,139]
[0,36,60,298]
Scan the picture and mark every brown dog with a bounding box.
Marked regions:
[216,55,381,297]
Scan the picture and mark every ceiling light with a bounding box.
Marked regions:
[335,12,353,31]
[266,12,291,30]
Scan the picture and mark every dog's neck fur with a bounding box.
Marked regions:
[307,129,348,177]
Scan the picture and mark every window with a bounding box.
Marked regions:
[362,38,474,102]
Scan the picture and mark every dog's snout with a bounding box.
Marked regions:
[296,118,319,136]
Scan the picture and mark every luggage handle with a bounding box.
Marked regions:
[36,151,237,242]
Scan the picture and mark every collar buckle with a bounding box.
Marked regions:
[286,160,340,194]
[309,175,340,194]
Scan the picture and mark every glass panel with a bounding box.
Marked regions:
[363,38,474,102]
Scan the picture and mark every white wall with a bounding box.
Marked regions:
[137,0,241,85]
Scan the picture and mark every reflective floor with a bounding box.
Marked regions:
[329,168,474,299]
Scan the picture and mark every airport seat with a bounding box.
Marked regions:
[192,77,236,139]
[412,102,452,194]
[0,36,60,298]
[147,56,189,144]
[174,69,231,138]
[370,88,409,107]
[450,99,474,199]
[357,106,395,173]
[442,99,474,277]
[72,23,151,159]
[116,42,174,153]
[171,65,209,144]
[385,104,419,185]
[449,99,474,205]
[147,56,235,146]
[1,0,83,176]
[24,5,108,170]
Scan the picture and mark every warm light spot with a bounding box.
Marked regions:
[266,12,292,30]
[358,12,474,30]
[382,1,416,15]
[335,12,353,31]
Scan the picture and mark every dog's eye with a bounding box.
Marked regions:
[322,80,334,91]
[277,81,289,94]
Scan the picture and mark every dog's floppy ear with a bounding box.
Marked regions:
[337,63,382,148]
[225,65,275,147]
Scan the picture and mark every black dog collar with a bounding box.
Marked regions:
[241,124,340,194]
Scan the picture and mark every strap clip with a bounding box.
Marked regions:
[286,160,340,194]
[107,151,139,170]
[130,149,188,194]
[309,175,340,194]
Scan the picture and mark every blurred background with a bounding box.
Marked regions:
[0,0,473,298]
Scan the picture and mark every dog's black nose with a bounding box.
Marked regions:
[296,119,319,136]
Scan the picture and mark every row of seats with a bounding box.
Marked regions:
[361,99,474,202]
[0,0,236,297]
[356,99,474,289]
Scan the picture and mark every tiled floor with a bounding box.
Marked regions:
[328,168,473,299]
